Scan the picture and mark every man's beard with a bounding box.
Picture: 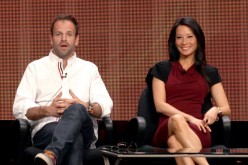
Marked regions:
[53,46,74,59]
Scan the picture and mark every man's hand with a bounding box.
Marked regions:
[47,91,76,116]
[69,89,102,118]
[26,91,78,120]
[69,89,88,108]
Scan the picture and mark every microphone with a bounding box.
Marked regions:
[61,73,67,78]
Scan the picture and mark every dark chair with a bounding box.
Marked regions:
[136,87,231,147]
[9,116,113,165]
[127,87,231,164]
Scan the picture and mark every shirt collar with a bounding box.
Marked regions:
[48,50,77,66]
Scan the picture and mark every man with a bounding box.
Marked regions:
[13,13,113,165]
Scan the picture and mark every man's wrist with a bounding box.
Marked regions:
[88,102,94,114]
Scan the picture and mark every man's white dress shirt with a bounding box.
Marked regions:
[13,50,113,148]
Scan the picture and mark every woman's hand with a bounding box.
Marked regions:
[203,107,219,126]
[188,116,211,133]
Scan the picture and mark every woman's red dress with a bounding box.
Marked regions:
[152,61,211,148]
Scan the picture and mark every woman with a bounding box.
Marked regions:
[147,17,231,165]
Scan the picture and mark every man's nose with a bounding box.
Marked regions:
[62,34,67,41]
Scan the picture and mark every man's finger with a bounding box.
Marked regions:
[55,92,62,98]
[69,89,77,98]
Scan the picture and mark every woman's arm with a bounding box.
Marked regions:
[152,77,194,121]
[203,82,231,125]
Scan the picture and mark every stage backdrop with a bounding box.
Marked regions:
[0,0,247,121]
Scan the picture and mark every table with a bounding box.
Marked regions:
[101,146,248,165]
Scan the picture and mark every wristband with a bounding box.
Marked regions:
[217,107,222,116]
[88,102,94,114]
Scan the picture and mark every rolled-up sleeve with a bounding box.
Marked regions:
[13,64,39,124]
[89,65,113,117]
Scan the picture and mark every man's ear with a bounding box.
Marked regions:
[50,35,53,46]
[75,35,79,46]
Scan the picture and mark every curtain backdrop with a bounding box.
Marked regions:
[0,0,247,121]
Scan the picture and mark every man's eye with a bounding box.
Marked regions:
[67,33,74,37]
[54,33,61,36]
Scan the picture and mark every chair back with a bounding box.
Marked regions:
[137,87,159,145]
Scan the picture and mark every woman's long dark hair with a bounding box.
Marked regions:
[168,17,207,75]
